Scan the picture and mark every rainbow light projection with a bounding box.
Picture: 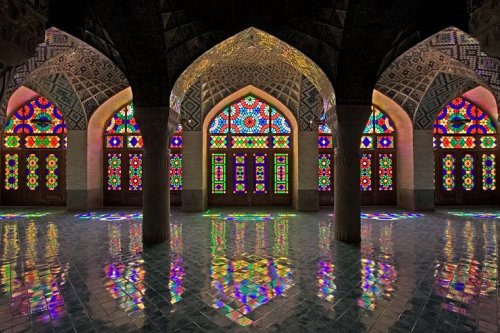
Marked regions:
[435,221,497,316]
[0,221,69,322]
[0,212,51,219]
[202,211,296,221]
[209,219,293,327]
[103,221,146,319]
[358,223,397,310]
[75,212,142,221]
[169,223,185,305]
[328,212,424,220]
[447,211,500,219]
[317,222,336,303]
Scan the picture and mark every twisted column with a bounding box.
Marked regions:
[333,104,370,243]
[135,106,170,244]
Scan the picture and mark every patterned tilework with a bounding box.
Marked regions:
[376,43,487,121]
[24,73,88,130]
[299,76,324,131]
[1,27,128,130]
[425,27,500,107]
[180,81,201,131]
[414,73,478,129]
[200,62,302,121]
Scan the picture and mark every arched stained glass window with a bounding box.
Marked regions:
[208,94,292,206]
[2,96,67,205]
[318,106,397,206]
[103,103,182,206]
[433,97,498,205]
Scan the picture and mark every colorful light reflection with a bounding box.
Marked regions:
[447,211,500,219]
[329,212,424,221]
[0,221,68,322]
[203,211,296,221]
[103,221,146,318]
[75,212,142,221]
[435,221,497,317]
[0,212,51,219]
[209,219,293,327]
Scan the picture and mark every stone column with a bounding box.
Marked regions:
[66,130,102,210]
[399,129,435,211]
[295,130,319,211]
[182,130,206,212]
[135,107,170,244]
[333,105,370,243]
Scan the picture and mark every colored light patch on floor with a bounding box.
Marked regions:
[75,212,142,221]
[202,211,296,221]
[328,213,424,220]
[0,212,51,219]
[447,211,500,219]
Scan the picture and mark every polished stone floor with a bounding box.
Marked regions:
[0,207,498,332]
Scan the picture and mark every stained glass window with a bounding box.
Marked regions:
[361,107,395,194]
[318,154,332,191]
[107,153,122,191]
[104,103,183,202]
[482,154,496,191]
[208,94,292,200]
[274,153,289,194]
[434,97,498,201]
[360,154,372,191]
[2,96,66,204]
[45,154,59,191]
[442,154,456,191]
[212,153,226,194]
[462,154,474,191]
[233,153,248,194]
[254,153,267,194]
[4,154,19,190]
[26,153,39,191]
[318,106,397,203]
[378,154,393,191]
[128,153,143,191]
[170,153,182,191]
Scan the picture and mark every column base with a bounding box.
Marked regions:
[399,188,435,211]
[66,189,102,211]
[295,189,319,212]
[182,189,206,212]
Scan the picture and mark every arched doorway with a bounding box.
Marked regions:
[318,106,397,206]
[434,97,498,205]
[103,103,182,206]
[207,94,292,206]
[1,97,67,205]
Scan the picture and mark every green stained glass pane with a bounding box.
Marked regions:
[272,136,290,149]
[212,153,226,194]
[210,135,227,149]
[254,153,267,194]
[3,135,20,148]
[274,153,288,194]
[480,136,497,149]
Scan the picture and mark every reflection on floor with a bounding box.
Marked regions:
[0,208,498,332]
